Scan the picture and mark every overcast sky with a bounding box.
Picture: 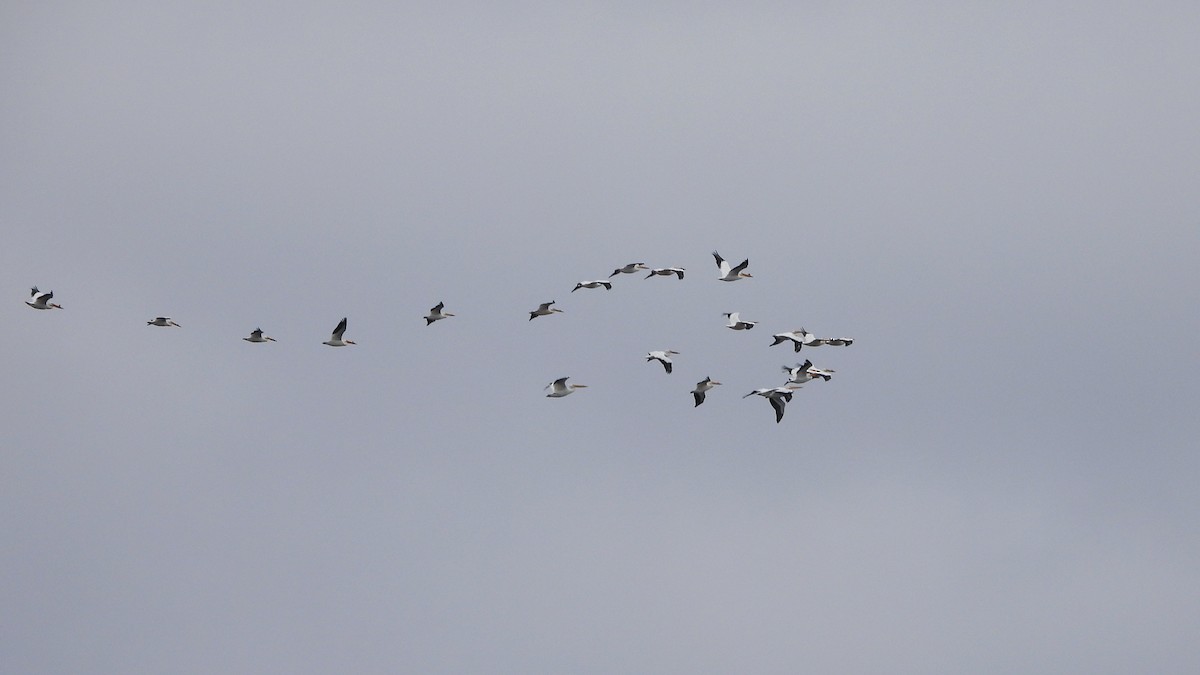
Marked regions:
[3,2,1199,673]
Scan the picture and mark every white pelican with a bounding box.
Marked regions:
[25,287,62,310]
[723,312,757,330]
[572,280,613,292]
[147,317,181,327]
[743,386,802,423]
[425,301,455,325]
[691,376,722,407]
[770,328,820,352]
[323,317,355,346]
[712,251,752,281]
[243,328,276,343]
[645,267,685,280]
[609,262,648,277]
[782,359,833,385]
[529,300,564,320]
[545,376,588,397]
[645,350,680,374]
[820,337,855,346]
[782,359,815,384]
[809,366,835,380]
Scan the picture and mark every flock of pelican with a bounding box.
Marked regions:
[527,250,855,422]
[24,250,853,423]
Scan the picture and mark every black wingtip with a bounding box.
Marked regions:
[770,397,786,422]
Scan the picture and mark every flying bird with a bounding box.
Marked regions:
[529,301,564,320]
[147,317,181,327]
[609,262,648,277]
[770,328,820,352]
[723,312,757,330]
[782,359,834,385]
[743,386,802,423]
[808,366,835,381]
[712,251,752,281]
[645,350,680,374]
[243,328,276,343]
[25,287,62,310]
[425,302,455,325]
[545,376,588,397]
[782,359,816,385]
[572,280,613,292]
[323,317,355,346]
[645,267,685,280]
[691,376,722,407]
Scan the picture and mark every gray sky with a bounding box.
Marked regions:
[4,2,1199,673]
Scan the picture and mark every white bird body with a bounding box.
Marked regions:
[26,287,62,310]
[645,267,685,280]
[782,360,816,385]
[609,262,648,277]
[723,312,757,330]
[529,300,564,320]
[425,301,455,325]
[545,376,588,397]
[147,317,180,327]
[645,350,680,374]
[323,317,355,346]
[572,280,613,292]
[691,376,722,407]
[712,251,752,281]
[743,386,802,423]
[244,328,276,343]
[782,359,834,385]
[770,328,819,352]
